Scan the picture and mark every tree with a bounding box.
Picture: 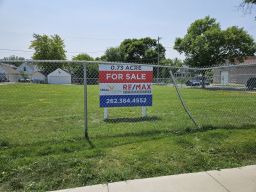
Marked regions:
[72,53,93,61]
[29,34,66,73]
[223,26,256,62]
[245,0,256,3]
[174,16,256,87]
[160,58,183,78]
[242,0,256,6]
[71,53,97,84]
[119,37,166,63]
[99,37,167,80]
[100,36,167,80]
[2,55,25,66]
[100,38,166,63]
[241,0,256,19]
[101,47,124,62]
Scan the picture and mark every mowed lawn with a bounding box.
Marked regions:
[0,84,256,191]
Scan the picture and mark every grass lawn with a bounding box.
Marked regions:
[0,84,256,191]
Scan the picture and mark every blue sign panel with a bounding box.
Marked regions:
[100,95,152,108]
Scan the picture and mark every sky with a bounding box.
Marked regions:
[0,0,255,60]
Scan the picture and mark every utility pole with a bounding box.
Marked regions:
[157,36,161,83]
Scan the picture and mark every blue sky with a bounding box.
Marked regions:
[0,0,255,60]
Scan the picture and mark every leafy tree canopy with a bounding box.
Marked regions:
[101,47,124,62]
[29,34,66,73]
[120,37,166,63]
[160,58,184,77]
[71,53,97,82]
[244,0,256,4]
[241,0,256,19]
[72,53,94,61]
[2,55,25,66]
[174,16,256,68]
[30,34,66,60]
[224,26,256,62]
[101,37,166,63]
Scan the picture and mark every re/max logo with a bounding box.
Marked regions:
[123,84,151,91]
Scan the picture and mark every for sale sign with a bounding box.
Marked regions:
[99,64,153,107]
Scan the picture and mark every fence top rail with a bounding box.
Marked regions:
[196,63,256,70]
[0,59,185,69]
[1,59,256,71]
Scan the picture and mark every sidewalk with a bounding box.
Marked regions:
[53,165,256,192]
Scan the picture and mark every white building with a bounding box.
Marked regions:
[47,68,71,84]
[213,56,256,85]
[31,71,46,83]
[0,63,21,82]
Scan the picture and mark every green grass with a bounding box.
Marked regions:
[0,84,256,191]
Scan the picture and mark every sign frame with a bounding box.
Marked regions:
[99,64,153,118]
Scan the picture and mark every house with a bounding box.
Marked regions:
[213,56,256,85]
[16,63,39,78]
[0,63,21,82]
[47,68,71,84]
[31,71,47,83]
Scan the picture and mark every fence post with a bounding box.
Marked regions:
[83,63,88,139]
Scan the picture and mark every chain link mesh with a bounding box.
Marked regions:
[0,60,256,144]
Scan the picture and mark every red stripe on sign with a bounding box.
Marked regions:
[99,71,153,83]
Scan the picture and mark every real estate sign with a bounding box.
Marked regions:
[99,64,153,107]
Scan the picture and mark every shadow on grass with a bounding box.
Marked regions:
[94,123,256,140]
[182,124,256,134]
[104,116,161,123]
[9,123,256,151]
[205,87,248,92]
[81,123,256,150]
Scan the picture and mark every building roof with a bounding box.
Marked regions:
[243,56,256,64]
[227,56,256,65]
[47,68,71,77]
[0,63,21,75]
[32,71,46,76]
[17,62,40,71]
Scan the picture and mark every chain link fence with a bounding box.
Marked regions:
[0,60,256,144]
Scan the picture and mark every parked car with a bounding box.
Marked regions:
[186,79,210,86]
[18,78,31,83]
[246,77,256,90]
[186,79,201,86]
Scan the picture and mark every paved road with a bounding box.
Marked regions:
[52,165,256,192]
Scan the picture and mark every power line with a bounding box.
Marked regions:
[0,48,159,63]
[64,36,124,41]
[0,48,106,54]
[66,50,106,54]
[0,48,33,53]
